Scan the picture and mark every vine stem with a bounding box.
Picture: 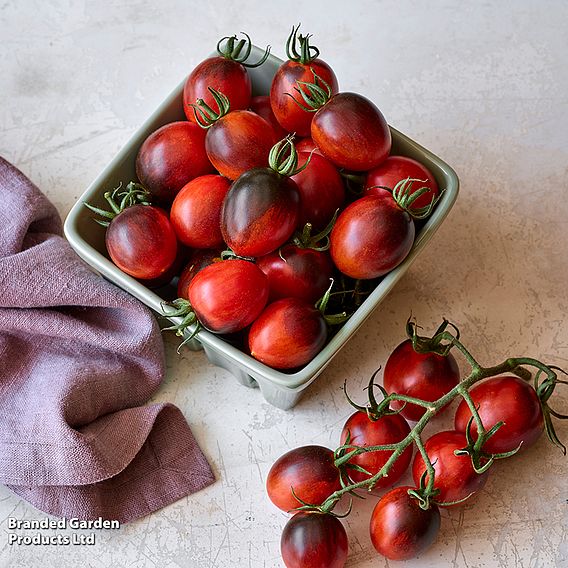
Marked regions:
[316,327,565,513]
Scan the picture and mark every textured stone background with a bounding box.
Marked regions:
[1,0,567,566]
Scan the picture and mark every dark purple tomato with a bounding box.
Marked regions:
[105,204,177,280]
[370,486,441,561]
[412,430,490,505]
[340,411,412,490]
[329,192,414,280]
[365,156,439,210]
[271,59,338,137]
[266,446,341,512]
[204,110,276,180]
[188,259,268,334]
[291,151,345,230]
[221,167,300,257]
[176,249,222,299]
[183,56,251,122]
[256,245,334,304]
[383,339,460,422]
[249,298,327,370]
[135,121,214,204]
[170,174,230,249]
[250,95,288,140]
[311,92,391,171]
[281,512,348,568]
[295,137,323,155]
[454,376,544,454]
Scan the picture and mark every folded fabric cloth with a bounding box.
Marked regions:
[0,156,214,523]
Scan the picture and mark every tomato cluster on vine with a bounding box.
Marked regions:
[267,319,567,566]
[85,25,442,371]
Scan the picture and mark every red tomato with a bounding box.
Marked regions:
[204,110,276,180]
[291,151,345,231]
[281,512,348,568]
[267,446,341,512]
[250,95,288,140]
[221,167,300,257]
[365,156,439,210]
[256,245,334,304]
[249,298,327,369]
[176,249,222,299]
[105,204,177,280]
[170,174,230,249]
[188,260,268,334]
[454,376,544,454]
[311,92,391,171]
[183,57,251,123]
[295,137,323,155]
[135,121,214,204]
[329,191,414,280]
[370,486,441,561]
[383,339,460,422]
[340,411,412,490]
[412,430,490,505]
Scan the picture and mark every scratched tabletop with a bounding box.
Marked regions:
[1,1,567,567]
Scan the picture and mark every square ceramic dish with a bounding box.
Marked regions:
[64,47,459,410]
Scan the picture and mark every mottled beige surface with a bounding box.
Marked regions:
[1,1,567,566]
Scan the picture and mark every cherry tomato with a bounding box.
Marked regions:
[311,92,391,171]
[249,298,327,370]
[188,259,268,334]
[291,151,345,231]
[340,411,412,490]
[267,446,341,512]
[412,430,490,505]
[183,57,251,123]
[221,167,300,257]
[250,95,288,140]
[329,191,415,280]
[256,245,334,304]
[454,376,544,454]
[281,512,348,568]
[370,486,441,560]
[135,121,213,204]
[105,204,177,280]
[383,339,460,422]
[364,155,439,210]
[170,174,230,249]
[176,249,222,299]
[204,110,276,180]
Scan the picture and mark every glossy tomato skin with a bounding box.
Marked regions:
[136,121,213,204]
[330,192,414,280]
[340,411,412,490]
[370,486,441,561]
[295,137,323,155]
[249,298,327,369]
[266,446,341,512]
[188,259,268,334]
[312,92,391,171]
[281,512,348,568]
[270,59,339,137]
[205,111,276,180]
[106,205,177,280]
[183,57,251,122]
[221,168,300,257]
[177,249,222,299]
[365,156,439,210]
[291,151,345,230]
[412,430,489,505]
[383,339,460,422]
[256,245,334,304]
[454,376,544,454]
[250,95,288,140]
[170,175,230,249]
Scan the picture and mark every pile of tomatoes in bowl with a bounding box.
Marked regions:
[85,25,442,372]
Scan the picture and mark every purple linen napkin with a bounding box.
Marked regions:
[0,156,214,523]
